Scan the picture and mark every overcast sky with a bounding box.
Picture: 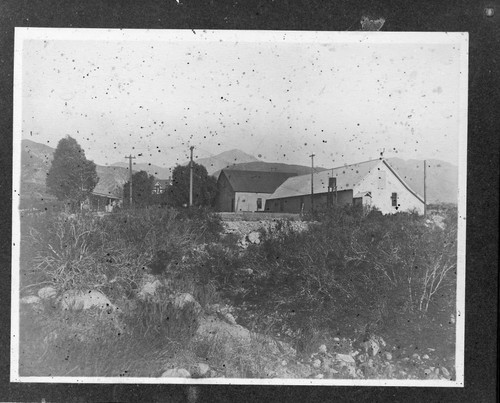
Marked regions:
[19,30,466,169]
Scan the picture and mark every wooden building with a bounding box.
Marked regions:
[215,170,297,212]
[265,159,425,214]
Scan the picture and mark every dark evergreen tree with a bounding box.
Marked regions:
[46,136,98,210]
[168,163,217,207]
[123,170,156,208]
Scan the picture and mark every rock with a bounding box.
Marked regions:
[239,268,254,275]
[247,231,261,244]
[360,334,386,356]
[441,366,451,378]
[161,368,191,378]
[312,359,322,369]
[223,312,237,325]
[384,352,393,361]
[192,363,210,378]
[38,286,57,300]
[173,293,202,315]
[20,295,41,305]
[281,360,287,366]
[333,337,340,342]
[60,289,114,312]
[139,279,162,299]
[318,344,327,354]
[336,353,355,364]
[422,354,430,360]
[314,374,324,379]
[412,353,421,360]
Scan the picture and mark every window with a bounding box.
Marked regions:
[391,192,398,207]
[257,198,262,209]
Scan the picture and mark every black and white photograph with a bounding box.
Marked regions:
[12,28,467,386]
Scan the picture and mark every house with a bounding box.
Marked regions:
[89,177,123,212]
[152,178,171,195]
[215,170,298,212]
[265,159,425,214]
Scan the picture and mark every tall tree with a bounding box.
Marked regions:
[168,163,217,207]
[46,136,98,210]
[123,170,156,208]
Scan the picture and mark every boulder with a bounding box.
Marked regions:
[60,289,115,312]
[173,293,202,316]
[222,312,237,325]
[318,344,327,354]
[312,359,321,369]
[247,231,261,244]
[138,279,163,299]
[191,363,210,378]
[161,368,191,378]
[336,353,355,364]
[38,286,57,300]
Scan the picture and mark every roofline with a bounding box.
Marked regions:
[267,158,425,203]
[91,191,122,199]
[381,159,425,204]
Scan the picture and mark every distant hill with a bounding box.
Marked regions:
[213,161,328,178]
[111,161,172,180]
[386,158,458,204]
[19,140,131,208]
[111,149,259,178]
[191,149,260,175]
[19,140,458,208]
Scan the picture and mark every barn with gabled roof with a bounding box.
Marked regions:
[265,159,425,214]
[215,170,297,212]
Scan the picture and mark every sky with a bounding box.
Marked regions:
[19,30,467,169]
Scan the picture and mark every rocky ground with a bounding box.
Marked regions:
[18,214,456,380]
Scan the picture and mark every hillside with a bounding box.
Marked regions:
[213,161,328,178]
[191,149,260,175]
[19,139,458,207]
[111,149,259,178]
[111,161,172,180]
[386,158,458,204]
[19,140,131,208]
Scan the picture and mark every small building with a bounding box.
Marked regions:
[265,159,425,215]
[152,178,171,194]
[89,177,123,212]
[215,170,298,212]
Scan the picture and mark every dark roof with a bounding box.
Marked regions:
[220,170,297,194]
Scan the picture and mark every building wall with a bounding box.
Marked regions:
[215,173,235,212]
[354,162,425,214]
[265,190,353,213]
[234,192,273,212]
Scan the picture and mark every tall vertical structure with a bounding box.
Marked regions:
[189,146,194,207]
[310,153,315,213]
[125,154,135,207]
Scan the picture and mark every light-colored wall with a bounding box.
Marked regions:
[355,162,424,214]
[234,192,273,212]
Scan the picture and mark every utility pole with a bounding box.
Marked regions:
[189,146,194,207]
[424,160,427,217]
[125,154,136,208]
[310,153,315,214]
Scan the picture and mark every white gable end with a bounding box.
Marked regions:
[354,161,424,214]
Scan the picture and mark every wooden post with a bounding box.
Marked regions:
[310,153,315,214]
[125,154,136,208]
[424,160,427,217]
[189,146,194,207]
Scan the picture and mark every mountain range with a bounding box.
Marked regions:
[18,139,458,207]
